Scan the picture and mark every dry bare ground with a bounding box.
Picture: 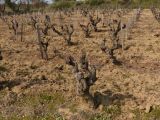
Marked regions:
[0,9,160,120]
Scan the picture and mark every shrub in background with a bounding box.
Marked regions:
[50,1,76,9]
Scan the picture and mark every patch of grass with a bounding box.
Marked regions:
[33,114,55,120]
[53,113,64,120]
[0,113,5,120]
[103,105,121,118]
[144,106,160,120]
[69,103,78,113]
[6,91,65,120]
[14,91,65,115]
[133,106,160,120]
[17,93,39,106]
[7,114,55,120]
[7,116,19,120]
[47,92,65,111]
[90,114,111,120]
[90,113,111,120]
[90,105,121,120]
[40,94,53,103]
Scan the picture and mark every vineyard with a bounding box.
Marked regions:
[0,7,160,120]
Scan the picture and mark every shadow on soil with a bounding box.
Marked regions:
[94,89,136,108]
[0,80,21,91]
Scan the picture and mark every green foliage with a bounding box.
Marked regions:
[144,106,160,120]
[0,113,5,120]
[6,114,55,120]
[5,0,18,12]
[85,0,105,6]
[17,92,65,108]
[39,94,53,103]
[4,91,65,120]
[50,1,76,9]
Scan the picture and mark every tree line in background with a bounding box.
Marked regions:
[0,0,47,13]
[51,0,160,9]
[0,0,160,14]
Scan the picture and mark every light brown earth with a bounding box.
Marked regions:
[0,9,160,120]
